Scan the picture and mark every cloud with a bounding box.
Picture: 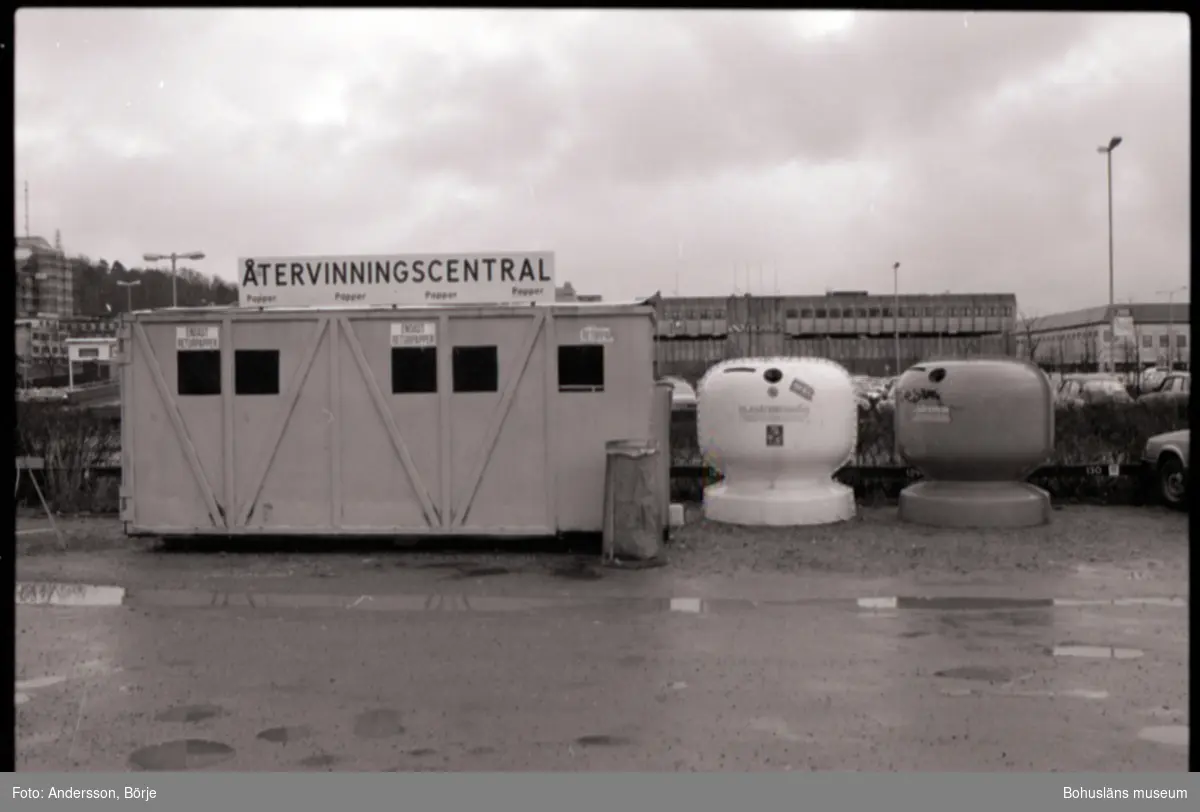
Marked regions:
[14,10,1190,312]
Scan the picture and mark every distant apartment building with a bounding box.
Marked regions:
[15,236,73,318]
[1016,302,1190,372]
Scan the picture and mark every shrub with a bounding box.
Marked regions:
[15,402,121,514]
[670,400,1189,467]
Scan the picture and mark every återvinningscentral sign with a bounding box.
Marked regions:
[237,252,556,308]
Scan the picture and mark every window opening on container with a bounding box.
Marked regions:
[235,349,280,395]
[178,350,221,396]
[391,347,437,394]
[453,345,499,393]
[558,345,604,392]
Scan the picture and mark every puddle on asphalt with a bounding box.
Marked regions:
[353,709,406,739]
[256,725,313,745]
[155,703,226,724]
[129,739,235,771]
[933,666,1015,683]
[1137,726,1188,747]
[899,597,1054,610]
[16,582,126,607]
[941,687,1109,700]
[128,589,583,613]
[668,598,705,614]
[575,734,632,747]
[1051,645,1144,660]
[1053,597,1187,608]
[13,580,1188,621]
[298,753,340,769]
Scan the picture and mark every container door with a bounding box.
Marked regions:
[446,311,550,533]
[334,315,442,532]
[126,319,227,531]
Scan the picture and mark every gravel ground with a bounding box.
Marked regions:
[16,504,1188,590]
[668,504,1188,578]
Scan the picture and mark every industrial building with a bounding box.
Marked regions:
[652,291,1018,379]
[16,315,120,386]
[1016,302,1191,372]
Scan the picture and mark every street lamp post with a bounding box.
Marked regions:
[143,251,206,308]
[892,262,901,376]
[1155,285,1189,372]
[116,279,141,314]
[1097,135,1122,371]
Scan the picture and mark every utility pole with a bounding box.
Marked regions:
[892,262,901,375]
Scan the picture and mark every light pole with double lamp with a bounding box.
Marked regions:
[116,279,141,313]
[1096,135,1122,371]
[143,251,206,308]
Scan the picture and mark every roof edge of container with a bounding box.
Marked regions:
[127,300,657,322]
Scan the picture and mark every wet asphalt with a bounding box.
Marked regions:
[15,564,1189,772]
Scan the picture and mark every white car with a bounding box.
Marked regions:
[659,376,697,410]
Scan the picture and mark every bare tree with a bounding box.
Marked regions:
[1080,331,1096,372]
[1015,311,1044,363]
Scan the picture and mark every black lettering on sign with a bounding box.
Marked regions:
[500,258,515,281]
[427,260,443,283]
[242,259,259,286]
[766,424,784,447]
[274,263,287,286]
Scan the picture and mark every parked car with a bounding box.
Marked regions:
[1141,429,1189,510]
[1139,366,1169,393]
[660,376,697,411]
[1055,374,1133,407]
[1138,372,1190,406]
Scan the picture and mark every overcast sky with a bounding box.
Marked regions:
[15,9,1190,314]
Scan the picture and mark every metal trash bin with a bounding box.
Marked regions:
[602,439,664,562]
[650,381,674,540]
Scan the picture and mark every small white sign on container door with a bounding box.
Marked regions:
[176,325,220,351]
[391,321,438,348]
[580,325,614,345]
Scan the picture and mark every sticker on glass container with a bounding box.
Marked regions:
[789,378,815,401]
[765,424,784,447]
[912,404,951,423]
